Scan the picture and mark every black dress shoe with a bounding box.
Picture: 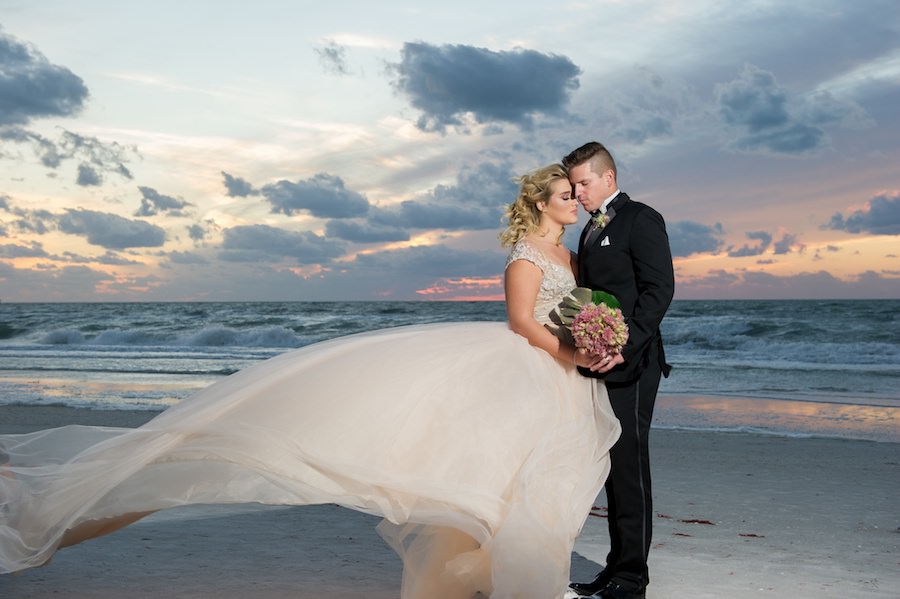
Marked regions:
[596,582,646,599]
[568,568,613,596]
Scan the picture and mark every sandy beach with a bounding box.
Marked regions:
[1,404,898,598]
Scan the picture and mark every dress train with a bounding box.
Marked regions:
[1,322,620,598]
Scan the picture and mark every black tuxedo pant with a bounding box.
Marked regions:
[600,343,662,591]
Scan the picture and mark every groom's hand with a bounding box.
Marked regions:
[588,353,624,373]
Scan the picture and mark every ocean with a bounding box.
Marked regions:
[1,300,898,443]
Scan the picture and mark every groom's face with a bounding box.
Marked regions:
[568,162,613,214]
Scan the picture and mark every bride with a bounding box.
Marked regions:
[0,164,620,599]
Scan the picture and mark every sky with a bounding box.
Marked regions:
[1,0,898,302]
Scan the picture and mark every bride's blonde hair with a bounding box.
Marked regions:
[499,163,569,247]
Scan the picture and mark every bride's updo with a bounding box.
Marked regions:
[499,163,569,247]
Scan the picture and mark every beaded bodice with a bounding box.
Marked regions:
[505,240,576,325]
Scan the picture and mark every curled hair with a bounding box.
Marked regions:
[562,141,617,178]
[499,163,569,247]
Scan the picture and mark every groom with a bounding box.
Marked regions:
[563,142,674,599]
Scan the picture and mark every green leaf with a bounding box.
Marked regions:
[569,287,593,305]
[559,305,581,319]
[591,290,621,309]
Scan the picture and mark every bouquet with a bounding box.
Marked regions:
[547,287,629,360]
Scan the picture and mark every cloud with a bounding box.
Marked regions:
[387,42,580,133]
[135,186,193,217]
[260,173,370,218]
[0,126,136,182]
[314,41,350,76]
[5,205,54,234]
[321,161,516,240]
[615,114,673,145]
[76,164,102,186]
[0,241,48,258]
[0,127,59,166]
[717,65,790,131]
[354,243,502,278]
[0,262,114,302]
[57,130,135,178]
[222,172,258,197]
[325,219,409,243]
[826,191,900,235]
[166,250,209,265]
[741,269,900,298]
[56,208,167,249]
[773,232,801,255]
[715,64,869,155]
[187,224,207,242]
[219,224,346,264]
[93,251,142,266]
[372,161,517,230]
[0,28,89,126]
[667,221,724,257]
[678,268,900,300]
[727,230,772,257]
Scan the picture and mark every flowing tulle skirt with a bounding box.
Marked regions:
[1,322,619,598]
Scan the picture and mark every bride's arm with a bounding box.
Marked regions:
[505,259,581,366]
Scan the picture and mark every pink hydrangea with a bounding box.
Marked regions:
[570,302,629,359]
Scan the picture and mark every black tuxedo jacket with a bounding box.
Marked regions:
[577,192,675,383]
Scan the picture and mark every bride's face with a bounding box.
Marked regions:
[540,178,579,227]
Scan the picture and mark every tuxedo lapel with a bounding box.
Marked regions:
[584,193,628,247]
[577,219,592,277]
[584,204,616,248]
[578,194,631,281]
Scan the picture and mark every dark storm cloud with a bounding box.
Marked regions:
[56,208,166,249]
[0,28,89,126]
[314,41,350,76]
[667,221,724,257]
[222,172,257,197]
[387,42,581,132]
[826,192,900,235]
[135,186,193,217]
[715,64,868,156]
[260,173,370,218]
[220,224,346,264]
[370,161,517,231]
[727,230,772,257]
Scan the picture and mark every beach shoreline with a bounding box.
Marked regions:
[3,392,898,442]
[2,403,898,598]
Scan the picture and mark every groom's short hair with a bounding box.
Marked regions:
[563,142,617,178]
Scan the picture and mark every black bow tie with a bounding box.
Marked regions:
[590,209,602,217]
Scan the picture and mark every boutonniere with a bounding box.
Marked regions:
[592,213,610,229]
